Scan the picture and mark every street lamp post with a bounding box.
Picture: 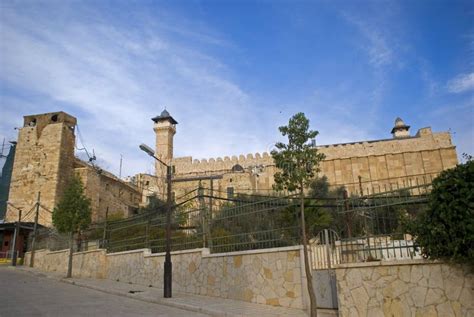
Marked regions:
[139,143,173,298]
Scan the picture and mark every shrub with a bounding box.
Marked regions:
[409,159,474,264]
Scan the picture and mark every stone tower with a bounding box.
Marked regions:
[6,112,77,226]
[152,110,177,197]
[391,117,410,138]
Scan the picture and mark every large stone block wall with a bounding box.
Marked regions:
[6,112,77,226]
[75,166,141,222]
[25,246,307,309]
[154,129,458,200]
[335,260,473,317]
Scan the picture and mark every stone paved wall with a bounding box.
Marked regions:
[25,246,307,309]
[25,249,107,278]
[106,247,306,309]
[335,260,473,317]
[25,247,306,308]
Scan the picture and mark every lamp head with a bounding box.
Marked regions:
[139,144,155,157]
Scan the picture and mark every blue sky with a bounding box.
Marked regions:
[1,0,473,177]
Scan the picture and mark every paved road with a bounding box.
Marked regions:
[0,267,209,317]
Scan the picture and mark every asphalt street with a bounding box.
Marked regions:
[0,267,208,317]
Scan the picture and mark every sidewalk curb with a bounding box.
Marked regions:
[60,278,228,317]
[14,267,315,317]
[13,267,257,317]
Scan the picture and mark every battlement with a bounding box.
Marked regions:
[172,152,274,175]
[171,128,454,176]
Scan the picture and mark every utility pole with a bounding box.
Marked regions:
[29,192,41,267]
[198,182,206,248]
[11,209,22,266]
[102,207,109,248]
[208,180,213,250]
[119,154,123,179]
[164,165,172,298]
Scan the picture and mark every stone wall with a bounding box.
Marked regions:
[75,165,141,222]
[24,246,308,309]
[24,249,107,278]
[142,128,458,201]
[6,112,77,226]
[335,260,473,317]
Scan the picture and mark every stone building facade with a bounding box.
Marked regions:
[3,110,459,227]
[4,111,140,227]
[141,111,458,202]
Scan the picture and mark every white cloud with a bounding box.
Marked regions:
[342,12,395,69]
[0,4,256,177]
[446,72,474,93]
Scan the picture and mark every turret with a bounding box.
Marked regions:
[391,117,410,138]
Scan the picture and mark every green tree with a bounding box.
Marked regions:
[139,194,167,214]
[271,112,325,317]
[408,158,474,265]
[52,175,92,278]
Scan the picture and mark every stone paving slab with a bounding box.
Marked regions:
[15,266,338,317]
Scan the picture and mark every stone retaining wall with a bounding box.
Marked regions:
[24,246,307,309]
[25,249,107,278]
[335,260,473,317]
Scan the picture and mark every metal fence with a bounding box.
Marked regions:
[93,193,302,254]
[310,184,430,269]
[29,183,431,266]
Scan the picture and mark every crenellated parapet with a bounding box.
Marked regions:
[172,152,274,175]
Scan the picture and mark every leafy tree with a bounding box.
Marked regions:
[408,159,474,264]
[139,194,167,214]
[307,176,345,234]
[271,112,325,317]
[52,175,92,278]
[210,197,298,252]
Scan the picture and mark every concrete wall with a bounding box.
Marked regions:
[24,246,308,309]
[335,260,473,317]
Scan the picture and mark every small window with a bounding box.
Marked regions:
[145,181,150,186]
[227,187,234,199]
[105,183,109,190]
[4,241,9,247]
[231,164,244,172]
[51,114,58,122]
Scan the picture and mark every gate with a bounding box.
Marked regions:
[309,229,340,309]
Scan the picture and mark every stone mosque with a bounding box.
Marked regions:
[2,110,458,228]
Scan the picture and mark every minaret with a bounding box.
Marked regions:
[152,110,177,196]
[391,117,410,138]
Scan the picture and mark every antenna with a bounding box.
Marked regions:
[0,138,5,159]
[119,154,123,179]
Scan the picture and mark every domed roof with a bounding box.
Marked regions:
[151,109,178,124]
[391,117,410,134]
[395,117,406,127]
